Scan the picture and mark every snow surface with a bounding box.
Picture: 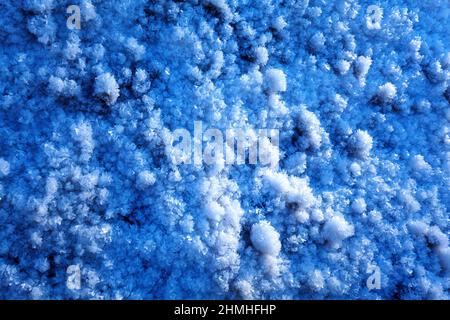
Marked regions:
[0,0,449,299]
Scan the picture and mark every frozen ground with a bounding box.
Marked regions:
[0,0,449,299]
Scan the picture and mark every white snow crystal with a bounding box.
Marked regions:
[136,171,156,190]
[132,69,151,94]
[24,0,54,13]
[255,47,269,66]
[265,68,287,93]
[349,162,362,176]
[410,155,432,172]
[267,94,288,115]
[309,32,326,52]
[437,247,450,274]
[71,121,93,143]
[45,177,58,197]
[377,82,397,103]
[297,106,323,150]
[263,171,291,195]
[272,16,287,32]
[204,201,226,222]
[323,215,355,248]
[354,56,372,81]
[48,76,79,97]
[427,226,449,249]
[366,5,383,30]
[295,210,309,223]
[0,159,10,177]
[407,220,429,237]
[398,190,421,213]
[348,130,373,159]
[308,270,325,292]
[125,37,146,61]
[311,209,324,223]
[336,60,351,75]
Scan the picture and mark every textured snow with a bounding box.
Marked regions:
[0,0,449,300]
[250,221,282,256]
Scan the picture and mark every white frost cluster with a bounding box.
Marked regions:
[255,47,269,66]
[376,82,397,103]
[48,76,79,97]
[136,171,156,190]
[1,0,449,300]
[296,106,324,151]
[322,216,355,248]
[250,221,281,256]
[0,158,10,177]
[354,56,372,82]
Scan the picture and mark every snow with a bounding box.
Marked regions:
[255,47,269,66]
[296,106,324,151]
[407,220,429,237]
[438,248,450,274]
[24,0,54,13]
[265,68,287,93]
[204,200,226,222]
[336,60,351,75]
[348,130,373,159]
[410,155,432,173]
[250,221,282,256]
[354,56,372,81]
[136,171,156,190]
[132,69,151,95]
[309,32,326,52]
[272,16,287,32]
[94,73,120,105]
[377,82,397,103]
[0,159,10,177]
[0,0,449,300]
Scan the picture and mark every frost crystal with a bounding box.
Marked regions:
[94,73,120,105]
[251,221,282,256]
[0,0,449,300]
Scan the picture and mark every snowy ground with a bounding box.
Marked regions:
[0,0,449,299]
